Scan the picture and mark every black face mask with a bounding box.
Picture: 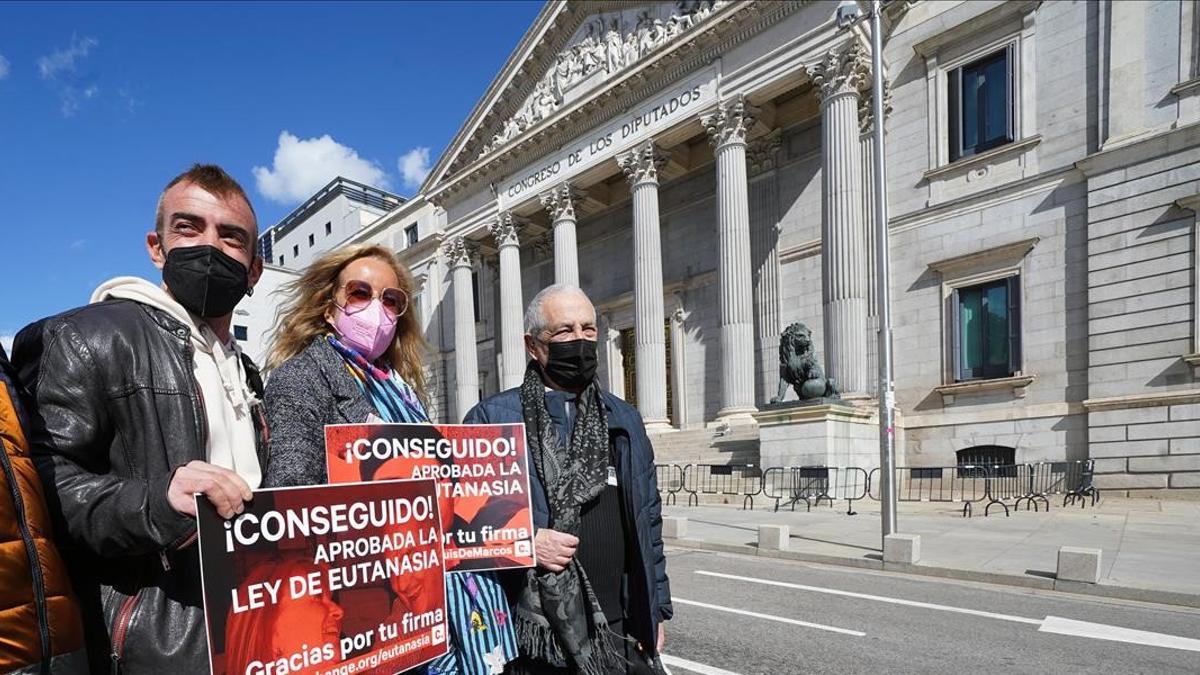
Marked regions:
[542,338,598,391]
[162,244,250,318]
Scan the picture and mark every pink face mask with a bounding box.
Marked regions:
[333,298,396,362]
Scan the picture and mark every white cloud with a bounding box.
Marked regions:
[0,54,10,80]
[70,238,88,250]
[1,335,13,355]
[37,35,100,117]
[397,147,431,190]
[253,131,390,204]
[37,35,97,78]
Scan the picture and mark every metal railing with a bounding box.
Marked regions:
[655,463,686,506]
[762,466,870,514]
[680,463,763,509]
[656,460,1099,518]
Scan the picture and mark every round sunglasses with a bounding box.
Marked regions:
[334,279,409,318]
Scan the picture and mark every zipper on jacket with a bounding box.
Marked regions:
[109,589,142,674]
[0,451,52,673]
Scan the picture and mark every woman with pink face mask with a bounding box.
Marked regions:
[262,243,429,489]
[261,244,518,675]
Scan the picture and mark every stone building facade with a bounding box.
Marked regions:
[342,0,1200,495]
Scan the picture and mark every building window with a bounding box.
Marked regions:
[956,446,1016,476]
[308,234,315,247]
[293,244,299,257]
[948,47,1013,162]
[953,277,1020,381]
[233,325,248,342]
[405,223,419,247]
[325,221,332,236]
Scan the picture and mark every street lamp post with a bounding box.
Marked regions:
[869,0,898,543]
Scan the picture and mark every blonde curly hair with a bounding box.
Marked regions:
[266,244,427,403]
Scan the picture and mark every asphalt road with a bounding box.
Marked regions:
[658,547,1200,675]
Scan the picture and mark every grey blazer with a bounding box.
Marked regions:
[262,337,373,488]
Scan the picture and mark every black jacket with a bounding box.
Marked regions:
[463,387,672,656]
[12,299,268,674]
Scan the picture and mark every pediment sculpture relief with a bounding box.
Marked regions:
[481,0,730,157]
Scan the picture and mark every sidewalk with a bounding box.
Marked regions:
[662,497,1200,606]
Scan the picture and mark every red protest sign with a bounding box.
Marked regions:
[196,479,448,675]
[324,423,536,572]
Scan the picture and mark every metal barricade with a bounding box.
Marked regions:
[762,466,869,514]
[869,465,991,517]
[1063,459,1100,507]
[655,463,686,506]
[682,463,763,509]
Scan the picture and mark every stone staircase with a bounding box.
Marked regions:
[647,423,760,467]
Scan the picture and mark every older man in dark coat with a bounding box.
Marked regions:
[464,284,671,675]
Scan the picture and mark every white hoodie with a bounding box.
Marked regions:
[91,277,262,489]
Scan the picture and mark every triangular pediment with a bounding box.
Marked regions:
[423,0,736,198]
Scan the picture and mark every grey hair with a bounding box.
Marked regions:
[524,283,594,336]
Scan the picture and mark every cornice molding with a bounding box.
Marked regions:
[926,237,1040,276]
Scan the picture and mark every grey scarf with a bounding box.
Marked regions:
[513,363,623,674]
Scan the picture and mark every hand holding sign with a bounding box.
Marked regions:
[195,480,449,675]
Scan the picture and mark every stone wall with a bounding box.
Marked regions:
[1082,124,1200,495]
[1089,400,1200,493]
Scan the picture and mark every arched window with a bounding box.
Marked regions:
[956,445,1016,477]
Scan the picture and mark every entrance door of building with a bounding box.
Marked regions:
[619,322,673,424]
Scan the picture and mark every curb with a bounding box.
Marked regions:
[665,537,1200,609]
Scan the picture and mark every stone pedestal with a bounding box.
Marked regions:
[754,400,904,470]
[884,533,921,564]
[1057,547,1102,584]
[758,524,790,551]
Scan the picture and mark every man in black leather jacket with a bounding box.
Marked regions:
[12,164,268,674]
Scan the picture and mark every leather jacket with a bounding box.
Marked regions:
[13,299,268,674]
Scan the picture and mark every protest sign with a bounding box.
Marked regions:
[325,423,535,572]
[196,479,448,675]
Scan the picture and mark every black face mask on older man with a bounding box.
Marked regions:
[542,338,598,390]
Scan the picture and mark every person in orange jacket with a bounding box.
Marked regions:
[0,342,86,674]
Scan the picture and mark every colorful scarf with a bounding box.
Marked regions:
[328,335,518,674]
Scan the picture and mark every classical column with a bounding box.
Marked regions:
[859,82,891,397]
[747,130,783,405]
[702,95,760,421]
[539,183,584,286]
[618,140,671,428]
[488,213,526,390]
[445,236,480,421]
[808,43,871,396]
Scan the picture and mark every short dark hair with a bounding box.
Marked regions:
[156,163,258,247]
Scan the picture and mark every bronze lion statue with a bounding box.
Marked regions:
[771,322,838,403]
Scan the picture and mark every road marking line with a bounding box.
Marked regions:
[1040,616,1200,652]
[695,570,1041,625]
[673,597,866,636]
[696,570,1200,653]
[659,654,745,675]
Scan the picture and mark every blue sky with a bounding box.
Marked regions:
[0,0,543,350]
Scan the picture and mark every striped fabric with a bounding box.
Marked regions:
[430,573,519,675]
[327,334,518,674]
